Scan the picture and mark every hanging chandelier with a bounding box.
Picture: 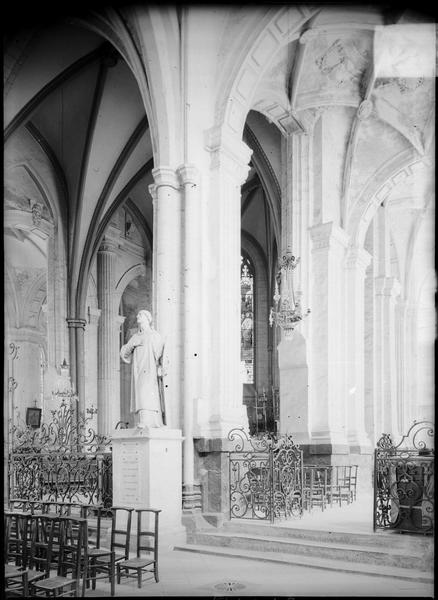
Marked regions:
[269,248,310,338]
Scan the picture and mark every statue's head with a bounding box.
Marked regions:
[137,309,152,329]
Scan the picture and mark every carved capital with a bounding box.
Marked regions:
[310,222,349,251]
[345,246,372,271]
[152,166,180,191]
[374,276,401,298]
[148,183,157,203]
[98,237,118,253]
[177,164,200,187]
[205,126,252,185]
[31,202,43,226]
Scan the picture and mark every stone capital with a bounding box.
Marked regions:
[310,222,350,251]
[148,183,157,202]
[66,318,87,330]
[177,164,200,187]
[152,166,180,191]
[98,237,118,253]
[345,245,372,272]
[204,125,253,185]
[374,275,402,298]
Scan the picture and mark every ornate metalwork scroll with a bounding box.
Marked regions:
[374,421,434,535]
[228,428,303,523]
[8,400,112,507]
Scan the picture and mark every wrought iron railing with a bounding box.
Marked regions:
[374,420,434,535]
[8,400,113,507]
[228,428,303,523]
[8,452,113,506]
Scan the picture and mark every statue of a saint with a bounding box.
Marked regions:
[120,309,166,428]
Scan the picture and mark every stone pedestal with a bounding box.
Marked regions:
[111,427,185,548]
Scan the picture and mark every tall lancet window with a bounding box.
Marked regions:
[240,254,255,384]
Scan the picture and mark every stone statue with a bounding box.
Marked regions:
[120,309,166,428]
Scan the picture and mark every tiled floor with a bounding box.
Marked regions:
[85,496,433,598]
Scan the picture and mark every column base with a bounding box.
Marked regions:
[182,482,202,511]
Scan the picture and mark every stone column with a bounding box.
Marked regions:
[277,125,312,445]
[344,246,372,452]
[203,127,252,437]
[373,205,401,440]
[374,276,401,439]
[178,164,202,510]
[97,238,121,437]
[308,222,350,454]
[66,318,87,416]
[150,167,183,429]
[85,308,100,432]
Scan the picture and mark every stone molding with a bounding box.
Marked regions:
[177,164,200,187]
[374,275,402,298]
[66,318,87,330]
[357,99,373,121]
[299,28,319,45]
[98,238,118,253]
[204,126,253,185]
[345,245,372,271]
[309,221,349,251]
[152,166,180,191]
[148,183,157,202]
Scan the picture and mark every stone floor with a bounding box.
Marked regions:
[85,495,434,598]
[85,547,434,597]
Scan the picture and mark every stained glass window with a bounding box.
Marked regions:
[240,254,254,384]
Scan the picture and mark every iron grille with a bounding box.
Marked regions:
[373,420,434,535]
[228,428,303,523]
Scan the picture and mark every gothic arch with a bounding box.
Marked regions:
[346,148,423,247]
[115,263,148,308]
[215,6,316,139]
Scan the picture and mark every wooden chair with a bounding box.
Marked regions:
[303,466,327,511]
[348,465,358,501]
[327,466,351,506]
[4,564,29,598]
[29,516,87,597]
[116,508,161,588]
[4,511,31,568]
[11,514,61,594]
[86,506,133,596]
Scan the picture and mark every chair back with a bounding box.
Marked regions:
[28,514,61,573]
[110,507,134,559]
[136,509,161,558]
[57,517,88,587]
[4,510,32,567]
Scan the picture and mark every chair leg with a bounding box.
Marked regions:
[137,568,142,589]
[116,564,121,584]
[155,563,159,583]
[110,560,115,596]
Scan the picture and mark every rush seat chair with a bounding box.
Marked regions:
[116,508,161,588]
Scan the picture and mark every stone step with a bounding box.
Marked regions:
[190,530,432,571]
[173,543,433,584]
[220,519,433,552]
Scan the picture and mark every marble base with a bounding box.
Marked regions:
[111,427,186,548]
